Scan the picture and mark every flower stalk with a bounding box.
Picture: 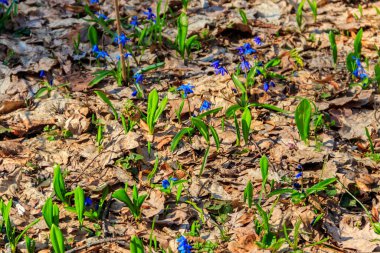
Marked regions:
[113,0,127,83]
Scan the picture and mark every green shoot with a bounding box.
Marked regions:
[53,164,67,204]
[145,89,168,135]
[260,155,269,199]
[42,197,60,229]
[94,90,119,120]
[307,0,318,22]
[239,9,248,25]
[244,180,253,208]
[329,31,337,67]
[112,184,147,220]
[295,99,312,144]
[296,0,305,30]
[130,235,145,253]
[74,186,85,227]
[50,224,65,253]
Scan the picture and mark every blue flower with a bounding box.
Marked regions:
[293,183,301,190]
[130,16,139,28]
[295,172,303,179]
[211,61,228,76]
[211,60,220,68]
[114,33,129,47]
[177,236,192,253]
[133,73,143,84]
[237,43,256,55]
[352,57,368,80]
[90,0,99,4]
[84,197,93,206]
[132,90,138,97]
[263,82,269,92]
[116,53,132,61]
[39,70,46,78]
[253,36,263,46]
[96,12,108,20]
[177,84,195,98]
[92,45,108,59]
[170,177,178,181]
[162,179,170,189]
[240,57,251,72]
[297,164,303,170]
[143,7,156,22]
[263,80,275,92]
[0,0,9,5]
[199,100,211,112]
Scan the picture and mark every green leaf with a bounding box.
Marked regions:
[50,224,65,253]
[264,58,281,69]
[130,235,145,253]
[87,25,98,47]
[185,35,200,56]
[209,125,220,151]
[94,90,118,120]
[231,73,247,94]
[197,107,223,119]
[89,70,113,87]
[42,198,59,229]
[365,127,375,154]
[296,0,305,29]
[244,181,253,208]
[199,145,210,176]
[329,31,337,67]
[53,164,66,203]
[34,87,50,99]
[267,188,298,198]
[177,12,188,58]
[305,178,337,196]
[294,99,312,143]
[374,63,380,85]
[191,117,210,144]
[140,62,165,73]
[112,188,137,216]
[234,112,241,146]
[249,103,290,114]
[74,186,85,226]
[239,9,248,25]
[226,104,242,118]
[260,155,269,194]
[346,52,357,73]
[15,218,40,245]
[147,89,159,134]
[354,28,363,56]
[153,96,168,125]
[170,127,194,152]
[241,107,252,145]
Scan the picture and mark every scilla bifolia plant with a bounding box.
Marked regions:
[144,88,168,135]
[53,164,68,204]
[0,0,18,33]
[0,199,40,253]
[175,12,200,62]
[42,197,60,229]
[112,184,147,220]
[294,98,312,145]
[50,224,65,253]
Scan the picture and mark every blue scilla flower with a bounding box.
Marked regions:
[114,33,129,47]
[211,60,228,76]
[237,43,256,56]
[132,90,138,97]
[293,183,301,190]
[162,179,170,189]
[96,12,108,20]
[240,57,251,72]
[263,80,275,92]
[295,172,303,179]
[92,45,108,59]
[0,0,9,5]
[143,7,156,22]
[90,0,99,4]
[133,73,143,84]
[177,236,192,253]
[352,57,368,80]
[39,70,46,78]
[131,16,139,28]
[253,36,263,46]
[84,197,93,206]
[199,100,211,112]
[177,84,195,98]
[116,53,132,61]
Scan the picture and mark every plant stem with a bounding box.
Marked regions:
[113,0,127,83]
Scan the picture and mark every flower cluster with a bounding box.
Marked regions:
[352,56,368,80]
[92,45,109,59]
[177,236,192,253]
[133,73,143,84]
[237,43,256,56]
[90,0,99,4]
[263,80,275,92]
[143,7,156,22]
[177,84,195,98]
[130,16,139,28]
[253,36,263,46]
[0,0,9,5]
[84,197,93,207]
[114,33,130,47]
[162,178,178,189]
[199,100,211,112]
[211,60,228,76]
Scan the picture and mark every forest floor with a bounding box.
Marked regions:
[1,0,380,252]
